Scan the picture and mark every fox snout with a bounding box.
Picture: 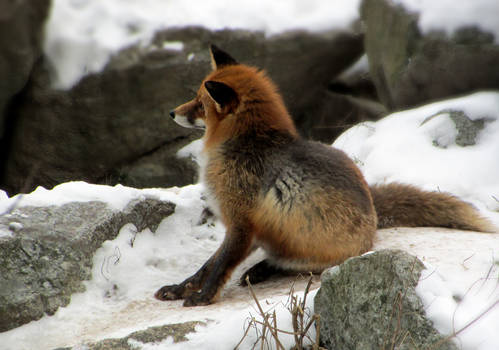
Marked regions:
[169,104,206,129]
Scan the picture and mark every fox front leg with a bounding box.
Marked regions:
[154,257,211,301]
[155,224,253,306]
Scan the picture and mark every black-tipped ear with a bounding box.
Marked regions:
[210,44,238,70]
[204,81,238,108]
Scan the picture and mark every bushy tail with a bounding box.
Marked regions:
[370,183,497,233]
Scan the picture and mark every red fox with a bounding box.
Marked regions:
[155,45,497,306]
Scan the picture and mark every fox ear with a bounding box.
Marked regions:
[204,81,238,109]
[210,44,238,70]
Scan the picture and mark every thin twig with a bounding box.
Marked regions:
[245,276,285,350]
[234,317,253,350]
[314,315,321,350]
[429,299,499,350]
[273,310,280,350]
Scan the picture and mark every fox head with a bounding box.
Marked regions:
[170,45,297,147]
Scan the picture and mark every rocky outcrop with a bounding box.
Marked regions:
[2,0,498,197]
[361,0,499,110]
[2,25,371,195]
[2,49,203,195]
[0,198,175,332]
[0,0,51,135]
[314,250,457,350]
[0,0,51,182]
[55,321,203,350]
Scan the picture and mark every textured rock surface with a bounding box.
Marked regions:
[2,26,366,195]
[361,0,499,110]
[0,198,175,332]
[422,108,488,148]
[0,0,51,184]
[314,250,457,350]
[54,321,203,350]
[0,0,51,135]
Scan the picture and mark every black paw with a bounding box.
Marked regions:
[183,291,213,307]
[154,284,185,301]
[240,259,287,286]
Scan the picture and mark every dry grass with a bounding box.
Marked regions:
[235,274,325,350]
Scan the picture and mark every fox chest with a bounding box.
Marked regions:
[201,154,263,218]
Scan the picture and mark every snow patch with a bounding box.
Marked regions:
[161,41,184,51]
[177,139,204,167]
[1,92,499,349]
[0,181,198,213]
[417,262,499,350]
[334,91,499,219]
[394,0,499,43]
[44,0,361,89]
[0,227,13,238]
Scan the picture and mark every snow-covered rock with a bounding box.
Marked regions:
[361,0,499,110]
[43,0,362,89]
[315,250,458,350]
[334,91,499,218]
[0,184,175,332]
[3,26,365,196]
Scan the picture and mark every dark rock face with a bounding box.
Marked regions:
[0,0,51,181]
[0,0,51,133]
[298,88,385,143]
[2,51,203,195]
[1,26,370,195]
[361,0,499,110]
[0,198,175,332]
[314,250,457,350]
[2,1,498,196]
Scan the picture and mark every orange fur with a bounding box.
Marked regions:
[201,65,298,149]
[157,45,496,307]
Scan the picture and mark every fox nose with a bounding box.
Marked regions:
[169,110,175,118]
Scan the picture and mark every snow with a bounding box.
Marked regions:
[1,181,148,213]
[334,91,499,349]
[1,91,498,349]
[417,262,499,350]
[376,228,499,350]
[1,0,495,347]
[42,0,499,90]
[0,182,320,349]
[394,0,499,43]
[44,0,361,89]
[340,54,369,78]
[334,91,499,219]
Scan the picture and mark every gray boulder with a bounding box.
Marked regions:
[0,198,175,332]
[422,108,487,148]
[314,249,457,350]
[2,26,366,195]
[54,321,203,350]
[2,49,203,195]
[361,0,499,110]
